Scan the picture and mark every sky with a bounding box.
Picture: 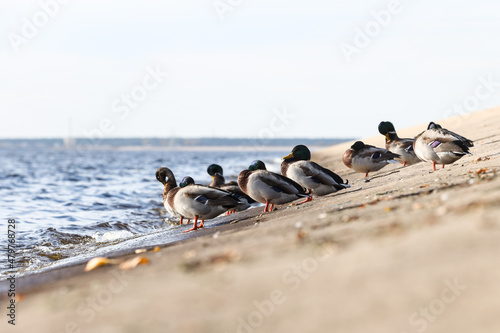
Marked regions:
[1,0,500,139]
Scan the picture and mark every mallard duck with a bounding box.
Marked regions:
[179,176,195,188]
[155,167,185,223]
[207,164,256,207]
[156,167,241,232]
[188,173,251,215]
[238,160,310,212]
[281,145,349,199]
[378,121,421,166]
[413,122,473,171]
[342,141,400,177]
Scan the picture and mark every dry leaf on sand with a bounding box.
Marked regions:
[85,257,112,272]
[119,256,150,270]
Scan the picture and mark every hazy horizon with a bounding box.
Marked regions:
[2,1,500,139]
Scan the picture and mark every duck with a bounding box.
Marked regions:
[207,164,256,208]
[155,167,186,223]
[156,167,241,232]
[378,121,421,166]
[281,145,349,199]
[238,160,310,213]
[207,164,228,187]
[342,141,400,177]
[413,122,473,171]
[179,176,195,188]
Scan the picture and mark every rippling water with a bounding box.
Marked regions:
[0,147,286,278]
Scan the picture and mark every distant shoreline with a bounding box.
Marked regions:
[0,137,354,151]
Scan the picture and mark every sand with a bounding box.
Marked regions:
[1,106,500,333]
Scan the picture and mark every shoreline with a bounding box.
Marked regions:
[1,106,500,332]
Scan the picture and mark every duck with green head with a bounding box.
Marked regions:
[238,160,310,213]
[207,164,227,187]
[413,122,473,171]
[378,121,421,166]
[342,141,400,177]
[156,168,242,232]
[281,145,349,199]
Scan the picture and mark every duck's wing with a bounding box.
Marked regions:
[183,185,240,208]
[447,129,473,147]
[301,161,347,186]
[394,138,414,150]
[432,128,473,147]
[430,139,470,155]
[258,171,306,194]
[358,146,400,162]
[220,183,256,203]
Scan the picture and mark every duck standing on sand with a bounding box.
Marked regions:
[413,122,473,171]
[156,167,241,232]
[238,160,310,213]
[378,121,421,166]
[281,145,349,200]
[207,164,255,213]
[342,141,400,177]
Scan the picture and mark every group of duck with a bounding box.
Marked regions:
[156,120,473,232]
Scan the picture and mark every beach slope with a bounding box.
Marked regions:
[1,107,500,333]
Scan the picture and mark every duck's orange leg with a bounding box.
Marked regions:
[263,201,270,213]
[183,216,200,232]
[364,172,369,177]
[403,162,407,167]
[296,196,313,204]
[180,217,184,225]
[442,164,445,169]
[225,209,237,215]
[432,161,436,171]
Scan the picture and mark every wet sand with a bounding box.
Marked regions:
[1,106,500,333]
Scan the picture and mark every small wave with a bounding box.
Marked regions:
[93,230,134,243]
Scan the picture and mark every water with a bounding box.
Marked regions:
[0,147,286,279]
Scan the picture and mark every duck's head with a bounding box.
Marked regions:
[179,176,195,188]
[283,144,311,161]
[155,167,174,186]
[207,164,223,177]
[378,121,396,140]
[427,122,442,130]
[248,160,267,171]
[351,141,365,151]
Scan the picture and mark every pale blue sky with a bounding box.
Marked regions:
[1,0,500,139]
